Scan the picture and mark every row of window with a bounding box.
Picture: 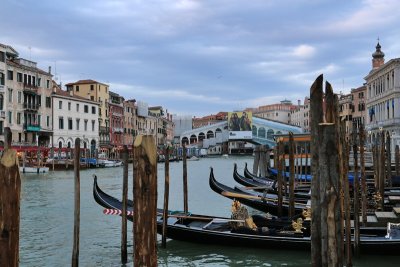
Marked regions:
[75,84,108,93]
[58,100,96,114]
[5,111,50,127]
[368,70,395,98]
[0,91,52,110]
[0,70,51,88]
[58,117,96,131]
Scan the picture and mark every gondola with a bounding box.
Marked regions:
[244,162,269,180]
[93,176,400,254]
[233,163,275,188]
[212,167,308,215]
[234,163,311,199]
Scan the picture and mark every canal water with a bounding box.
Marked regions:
[20,156,400,266]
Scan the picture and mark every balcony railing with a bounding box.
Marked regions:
[113,127,124,133]
[99,126,109,133]
[99,140,111,146]
[112,113,123,117]
[23,102,40,110]
[23,83,38,93]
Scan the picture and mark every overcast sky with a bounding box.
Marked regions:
[2,0,400,117]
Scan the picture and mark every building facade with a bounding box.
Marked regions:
[52,86,99,150]
[192,112,227,129]
[365,42,400,149]
[123,99,137,145]
[1,43,53,146]
[247,100,296,124]
[65,79,110,148]
[351,85,367,134]
[290,98,310,132]
[109,91,124,146]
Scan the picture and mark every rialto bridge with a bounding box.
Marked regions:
[180,117,303,148]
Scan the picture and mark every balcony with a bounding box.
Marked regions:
[99,126,109,134]
[23,102,40,111]
[23,83,38,94]
[99,140,111,146]
[112,112,123,117]
[0,111,5,118]
[113,127,124,133]
[0,84,4,92]
[24,123,41,132]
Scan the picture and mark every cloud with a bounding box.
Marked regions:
[291,45,316,58]
[322,0,399,34]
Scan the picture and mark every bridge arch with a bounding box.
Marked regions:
[267,129,274,139]
[252,125,257,136]
[181,137,189,145]
[198,132,205,141]
[190,134,197,144]
[258,127,266,138]
[207,130,214,139]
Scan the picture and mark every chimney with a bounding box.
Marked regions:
[298,100,301,106]
[48,66,51,74]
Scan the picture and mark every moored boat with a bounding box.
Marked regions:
[92,176,400,254]
[19,166,49,173]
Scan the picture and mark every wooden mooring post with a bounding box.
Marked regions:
[162,145,170,248]
[395,145,400,176]
[386,132,392,187]
[253,145,260,176]
[72,138,81,267]
[360,124,367,226]
[310,76,344,266]
[183,144,188,214]
[288,132,295,218]
[276,140,283,217]
[0,128,21,267]
[352,126,360,256]
[121,145,128,264]
[310,75,323,267]
[133,135,157,267]
[379,131,385,210]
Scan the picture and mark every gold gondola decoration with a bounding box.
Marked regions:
[292,218,304,233]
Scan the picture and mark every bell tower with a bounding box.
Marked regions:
[372,40,385,69]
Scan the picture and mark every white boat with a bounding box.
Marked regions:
[99,159,123,168]
[97,153,123,167]
[187,156,200,161]
[20,166,49,173]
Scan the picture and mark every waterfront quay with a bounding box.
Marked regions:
[16,156,400,266]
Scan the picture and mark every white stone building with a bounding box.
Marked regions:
[52,86,99,151]
[365,42,400,149]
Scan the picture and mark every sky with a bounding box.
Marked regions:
[2,0,400,117]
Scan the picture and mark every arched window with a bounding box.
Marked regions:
[59,141,62,148]
[207,130,214,139]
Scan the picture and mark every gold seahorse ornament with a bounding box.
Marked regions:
[292,218,304,233]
